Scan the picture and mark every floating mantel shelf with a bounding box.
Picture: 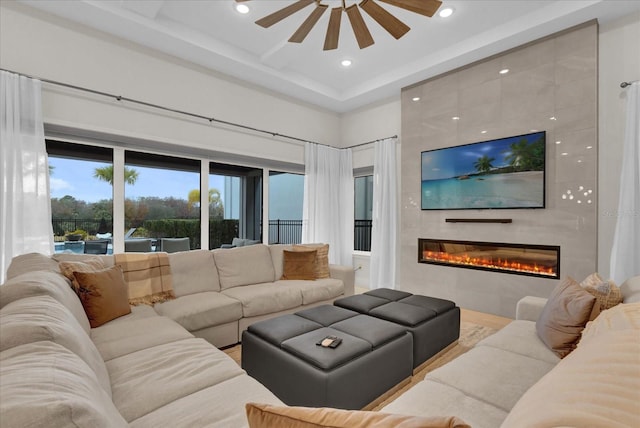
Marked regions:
[445,218,513,224]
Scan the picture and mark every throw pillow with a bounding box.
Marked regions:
[536,277,600,358]
[58,258,106,293]
[73,265,131,328]
[293,243,330,279]
[580,272,623,310]
[282,249,318,280]
[245,403,470,428]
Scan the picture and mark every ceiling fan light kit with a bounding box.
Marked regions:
[240,0,443,51]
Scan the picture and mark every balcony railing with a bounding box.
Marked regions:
[268,219,372,251]
[354,219,372,252]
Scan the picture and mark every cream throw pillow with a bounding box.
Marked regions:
[246,403,470,428]
[580,272,623,310]
[536,277,599,358]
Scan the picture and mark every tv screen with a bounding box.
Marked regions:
[421,131,546,210]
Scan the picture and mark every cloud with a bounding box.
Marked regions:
[50,177,73,193]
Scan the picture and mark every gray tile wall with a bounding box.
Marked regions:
[399,22,598,318]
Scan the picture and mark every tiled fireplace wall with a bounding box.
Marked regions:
[400,22,598,317]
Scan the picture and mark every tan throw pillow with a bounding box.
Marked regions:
[246,403,470,428]
[293,244,330,279]
[282,250,318,280]
[59,259,106,293]
[73,266,131,328]
[580,272,623,310]
[536,277,600,358]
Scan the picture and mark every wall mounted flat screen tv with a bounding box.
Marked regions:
[421,131,546,210]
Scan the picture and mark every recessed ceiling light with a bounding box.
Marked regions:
[412,97,420,102]
[439,7,454,18]
[452,116,460,120]
[341,59,352,67]
[499,69,509,75]
[235,3,249,14]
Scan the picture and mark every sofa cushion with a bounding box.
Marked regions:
[275,278,344,305]
[293,243,330,279]
[269,244,293,280]
[0,270,91,334]
[476,320,560,365]
[214,244,276,290]
[222,282,303,317]
[580,301,640,343]
[502,303,640,428]
[0,341,128,428]
[536,277,599,358]
[53,253,115,267]
[91,316,194,361]
[129,373,284,428]
[620,275,640,303]
[5,252,60,280]
[0,295,112,398]
[382,380,508,428]
[154,291,242,332]
[58,258,106,292]
[245,402,471,428]
[106,338,245,422]
[99,303,159,326]
[427,345,556,412]
[74,265,132,328]
[168,249,220,295]
[282,249,318,280]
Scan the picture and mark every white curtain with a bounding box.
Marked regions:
[610,82,640,285]
[370,138,398,289]
[302,142,354,265]
[0,71,53,283]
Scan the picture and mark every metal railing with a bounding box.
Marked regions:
[268,219,302,244]
[354,219,372,252]
[52,218,112,241]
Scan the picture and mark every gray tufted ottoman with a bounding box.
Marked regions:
[241,305,413,410]
[334,288,460,370]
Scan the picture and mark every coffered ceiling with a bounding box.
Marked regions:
[19,0,640,113]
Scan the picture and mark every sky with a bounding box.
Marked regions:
[49,156,304,220]
[421,132,543,181]
[49,157,225,202]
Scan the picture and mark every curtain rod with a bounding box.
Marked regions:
[620,80,638,88]
[1,68,397,150]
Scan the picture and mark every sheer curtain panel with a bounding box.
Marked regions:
[0,71,53,283]
[302,142,354,265]
[610,82,640,285]
[370,138,398,289]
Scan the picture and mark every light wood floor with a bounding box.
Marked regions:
[223,307,511,411]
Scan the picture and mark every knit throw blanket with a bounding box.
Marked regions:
[114,252,175,306]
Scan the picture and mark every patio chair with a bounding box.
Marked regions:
[84,240,109,254]
[125,239,153,253]
[159,237,190,253]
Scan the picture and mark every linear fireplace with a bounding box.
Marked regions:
[418,238,560,279]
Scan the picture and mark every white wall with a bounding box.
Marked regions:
[597,13,640,278]
[0,2,340,165]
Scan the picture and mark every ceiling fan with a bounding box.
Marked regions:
[237,0,443,51]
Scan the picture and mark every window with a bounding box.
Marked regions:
[209,162,263,249]
[354,175,373,251]
[125,151,200,251]
[47,140,114,254]
[269,171,304,244]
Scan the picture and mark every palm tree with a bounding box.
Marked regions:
[93,165,139,185]
[473,155,495,173]
[504,138,531,171]
[188,187,222,209]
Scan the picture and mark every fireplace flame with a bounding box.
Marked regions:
[423,250,556,277]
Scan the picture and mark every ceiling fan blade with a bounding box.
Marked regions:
[345,5,374,49]
[289,4,328,43]
[255,0,314,28]
[324,7,342,51]
[378,0,442,17]
[359,0,409,39]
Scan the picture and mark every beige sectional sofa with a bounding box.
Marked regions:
[383,275,640,428]
[0,244,354,427]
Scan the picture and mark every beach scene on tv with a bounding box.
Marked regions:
[421,132,545,210]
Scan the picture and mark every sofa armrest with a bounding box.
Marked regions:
[516,296,548,322]
[329,265,355,297]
